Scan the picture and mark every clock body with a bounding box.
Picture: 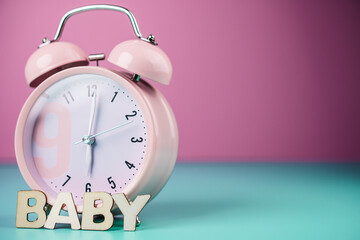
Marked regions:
[15,66,178,212]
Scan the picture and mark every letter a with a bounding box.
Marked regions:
[44,192,80,229]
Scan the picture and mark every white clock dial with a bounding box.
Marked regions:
[23,73,147,205]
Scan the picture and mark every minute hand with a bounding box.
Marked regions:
[91,120,134,138]
[75,121,133,145]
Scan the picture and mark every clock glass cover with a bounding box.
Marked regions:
[22,73,148,206]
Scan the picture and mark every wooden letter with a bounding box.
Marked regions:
[81,192,114,231]
[112,193,151,231]
[16,190,47,228]
[44,192,80,229]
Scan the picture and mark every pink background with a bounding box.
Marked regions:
[1,0,359,163]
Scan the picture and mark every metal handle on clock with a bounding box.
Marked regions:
[52,4,152,43]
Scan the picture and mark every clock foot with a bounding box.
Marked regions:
[44,203,52,215]
[136,216,141,226]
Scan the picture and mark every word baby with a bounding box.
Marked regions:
[16,191,150,231]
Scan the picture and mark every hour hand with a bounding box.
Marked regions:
[86,144,93,177]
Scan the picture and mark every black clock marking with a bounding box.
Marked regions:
[62,175,71,187]
[107,177,116,189]
[87,84,97,97]
[111,91,118,102]
[125,161,135,169]
[85,183,91,192]
[63,91,74,104]
[131,137,143,143]
[125,111,137,120]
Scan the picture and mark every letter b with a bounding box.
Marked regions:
[16,190,47,228]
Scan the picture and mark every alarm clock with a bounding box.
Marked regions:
[15,5,178,212]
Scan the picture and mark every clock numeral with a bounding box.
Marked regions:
[107,177,117,189]
[125,161,135,169]
[32,102,71,178]
[63,91,74,104]
[111,91,118,102]
[125,111,137,120]
[62,175,71,187]
[85,183,91,192]
[131,137,143,143]
[87,84,97,97]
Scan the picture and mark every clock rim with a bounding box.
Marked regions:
[15,66,156,212]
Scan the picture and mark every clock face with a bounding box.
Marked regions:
[21,72,149,206]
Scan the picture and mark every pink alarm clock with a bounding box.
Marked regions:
[15,5,178,212]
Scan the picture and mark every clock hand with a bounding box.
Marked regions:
[90,120,134,138]
[86,94,97,177]
[88,94,97,136]
[74,120,134,145]
[86,144,93,177]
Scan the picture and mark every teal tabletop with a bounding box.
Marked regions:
[0,163,359,240]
